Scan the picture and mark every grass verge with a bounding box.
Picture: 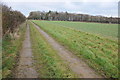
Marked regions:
[2,22,27,78]
[32,20,118,78]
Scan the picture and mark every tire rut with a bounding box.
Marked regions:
[15,24,38,78]
[32,22,103,78]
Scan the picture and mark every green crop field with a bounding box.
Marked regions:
[40,21,118,40]
[32,20,118,78]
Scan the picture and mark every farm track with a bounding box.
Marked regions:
[32,22,103,78]
[15,24,38,78]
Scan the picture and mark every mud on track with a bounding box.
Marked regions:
[15,24,38,78]
[32,22,103,78]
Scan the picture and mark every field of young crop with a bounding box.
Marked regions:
[32,20,118,78]
[41,21,118,40]
[29,21,77,78]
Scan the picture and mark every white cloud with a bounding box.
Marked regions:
[2,0,119,2]
[2,0,118,17]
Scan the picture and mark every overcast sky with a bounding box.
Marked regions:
[2,0,119,17]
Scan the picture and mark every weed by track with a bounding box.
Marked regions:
[2,22,27,78]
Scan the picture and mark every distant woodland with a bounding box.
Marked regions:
[28,11,119,24]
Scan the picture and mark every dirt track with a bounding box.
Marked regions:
[15,24,38,78]
[33,22,103,78]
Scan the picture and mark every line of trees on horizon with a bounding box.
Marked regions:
[1,3,26,36]
[28,11,119,24]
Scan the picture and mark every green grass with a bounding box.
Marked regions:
[2,22,27,78]
[29,21,77,78]
[41,21,118,40]
[32,20,118,78]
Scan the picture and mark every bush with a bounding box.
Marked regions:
[1,3,26,35]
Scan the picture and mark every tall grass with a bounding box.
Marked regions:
[2,22,27,78]
[33,20,118,78]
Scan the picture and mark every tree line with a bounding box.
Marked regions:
[1,3,26,36]
[28,11,118,24]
